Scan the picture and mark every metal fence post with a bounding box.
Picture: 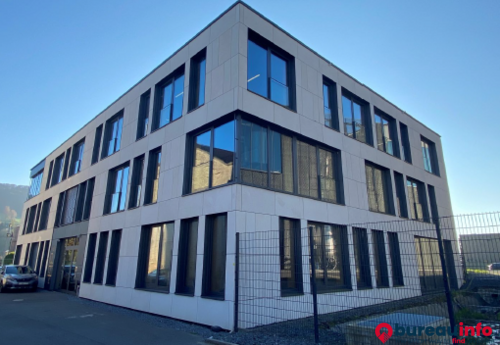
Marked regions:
[434,217,456,340]
[308,226,320,344]
[234,232,240,333]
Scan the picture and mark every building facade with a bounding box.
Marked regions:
[16,1,455,331]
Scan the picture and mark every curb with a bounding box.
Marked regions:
[205,338,239,345]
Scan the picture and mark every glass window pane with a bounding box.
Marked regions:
[198,58,206,107]
[247,40,268,98]
[115,117,123,152]
[280,218,302,294]
[240,120,268,188]
[212,121,235,187]
[271,53,287,85]
[119,167,129,211]
[297,141,318,198]
[145,226,161,289]
[192,131,211,193]
[172,75,184,121]
[319,149,337,203]
[342,96,353,137]
[158,223,174,288]
[162,83,173,108]
[270,131,293,193]
[270,79,289,106]
[353,102,366,142]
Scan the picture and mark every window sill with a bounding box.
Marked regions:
[247,89,296,113]
[324,124,340,133]
[343,132,374,148]
[376,147,401,161]
[150,115,183,134]
[356,286,373,291]
[376,285,391,289]
[201,295,224,301]
[143,201,158,207]
[135,287,170,295]
[175,292,195,297]
[82,281,91,284]
[280,291,304,298]
[93,282,103,285]
[135,135,147,142]
[316,287,353,294]
[100,150,120,162]
[68,170,82,179]
[102,210,126,217]
[182,181,236,197]
[368,209,397,218]
[127,205,141,211]
[392,284,405,288]
[424,170,441,178]
[187,103,205,115]
[104,284,116,287]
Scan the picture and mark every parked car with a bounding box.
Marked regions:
[0,265,38,292]
[488,263,500,271]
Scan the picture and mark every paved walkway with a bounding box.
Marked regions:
[0,290,204,345]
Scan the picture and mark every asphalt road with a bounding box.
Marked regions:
[0,289,205,345]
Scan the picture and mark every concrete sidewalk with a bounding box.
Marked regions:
[0,290,204,345]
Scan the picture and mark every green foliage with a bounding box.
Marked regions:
[3,252,14,265]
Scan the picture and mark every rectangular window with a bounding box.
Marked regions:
[247,30,295,109]
[40,240,50,277]
[82,178,95,220]
[33,203,41,232]
[394,171,408,218]
[45,161,53,190]
[83,233,97,283]
[308,222,351,292]
[28,171,43,199]
[104,163,130,214]
[38,198,52,231]
[93,231,109,284]
[365,162,394,215]
[136,90,151,140]
[407,177,430,222]
[189,120,235,193]
[353,227,372,289]
[176,218,198,295]
[101,112,124,159]
[414,236,444,293]
[279,217,303,296]
[421,136,440,176]
[323,77,339,131]
[61,186,78,225]
[241,120,268,188]
[144,148,161,204]
[400,122,412,163]
[28,242,39,269]
[372,230,389,288]
[342,90,372,145]
[153,67,184,130]
[136,222,175,292]
[25,204,37,234]
[35,241,45,274]
[91,124,103,164]
[24,243,30,265]
[188,49,206,111]
[14,245,22,265]
[388,232,404,286]
[69,139,85,176]
[106,229,122,286]
[51,153,65,186]
[129,155,145,209]
[297,140,318,198]
[62,148,71,181]
[427,184,438,222]
[202,213,227,299]
[374,109,399,157]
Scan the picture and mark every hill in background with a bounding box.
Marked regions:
[0,183,29,222]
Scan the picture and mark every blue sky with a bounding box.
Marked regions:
[0,0,498,214]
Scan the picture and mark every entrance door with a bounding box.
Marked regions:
[60,249,78,293]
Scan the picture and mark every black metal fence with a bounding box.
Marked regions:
[235,213,500,344]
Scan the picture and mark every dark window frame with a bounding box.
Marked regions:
[28,171,44,199]
[341,88,373,146]
[421,136,440,176]
[322,76,339,131]
[353,227,372,289]
[93,231,109,285]
[202,213,228,300]
[51,153,65,187]
[247,29,296,111]
[188,48,207,112]
[38,198,52,231]
[176,218,198,296]
[105,229,122,286]
[101,111,124,160]
[136,90,151,140]
[144,148,162,205]
[279,217,303,296]
[399,122,412,164]
[406,177,430,223]
[365,161,395,215]
[54,178,95,227]
[388,232,404,287]
[129,155,145,209]
[393,171,408,218]
[40,240,50,278]
[104,162,130,215]
[62,147,72,181]
[374,108,400,158]
[372,230,389,288]
[152,65,185,131]
[69,139,85,177]
[83,233,97,283]
[45,161,53,190]
[91,124,103,165]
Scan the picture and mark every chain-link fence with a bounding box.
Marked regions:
[235,213,500,344]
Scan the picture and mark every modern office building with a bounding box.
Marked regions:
[16,1,456,331]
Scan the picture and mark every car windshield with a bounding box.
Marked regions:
[5,266,33,274]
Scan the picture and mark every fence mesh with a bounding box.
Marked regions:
[235,213,500,344]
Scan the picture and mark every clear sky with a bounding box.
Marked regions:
[0,0,499,214]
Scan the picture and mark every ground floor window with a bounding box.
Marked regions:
[279,217,303,296]
[414,236,444,293]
